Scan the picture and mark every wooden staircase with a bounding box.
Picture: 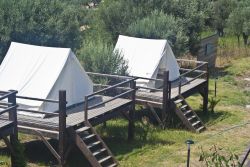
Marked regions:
[68,124,118,167]
[174,95,205,133]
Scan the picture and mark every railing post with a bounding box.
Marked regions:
[178,77,182,95]
[128,80,136,141]
[8,90,18,167]
[203,63,209,114]
[59,90,67,167]
[84,96,88,124]
[162,71,169,128]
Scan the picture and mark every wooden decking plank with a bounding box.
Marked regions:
[136,78,206,108]
[0,119,14,131]
[0,95,132,138]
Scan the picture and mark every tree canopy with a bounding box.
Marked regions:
[0,0,85,60]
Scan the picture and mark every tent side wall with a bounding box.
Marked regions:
[158,42,180,81]
[41,51,93,113]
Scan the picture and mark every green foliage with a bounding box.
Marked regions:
[227,2,250,45]
[78,39,128,75]
[13,140,26,167]
[126,11,188,56]
[208,97,221,114]
[212,0,236,36]
[88,0,211,55]
[199,145,240,167]
[0,0,85,61]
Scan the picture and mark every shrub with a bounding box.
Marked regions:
[78,39,128,75]
[126,10,188,56]
[208,97,220,114]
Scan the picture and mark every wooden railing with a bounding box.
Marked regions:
[83,77,137,123]
[176,59,208,95]
[0,90,18,126]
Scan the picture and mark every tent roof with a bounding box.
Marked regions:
[114,35,180,82]
[0,42,93,115]
[114,35,167,79]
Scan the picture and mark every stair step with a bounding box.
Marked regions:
[76,126,90,133]
[196,126,205,132]
[87,141,101,149]
[93,148,107,156]
[82,134,95,141]
[180,104,188,110]
[174,99,183,104]
[108,163,117,167]
[98,155,112,164]
[187,115,197,121]
[192,121,201,127]
[183,110,192,115]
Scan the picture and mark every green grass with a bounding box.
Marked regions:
[1,43,250,166]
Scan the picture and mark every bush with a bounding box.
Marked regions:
[126,10,188,56]
[78,39,128,75]
[208,97,220,114]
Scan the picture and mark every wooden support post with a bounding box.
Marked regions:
[59,90,67,167]
[162,71,169,128]
[8,90,18,167]
[203,65,209,114]
[84,96,88,123]
[128,80,136,141]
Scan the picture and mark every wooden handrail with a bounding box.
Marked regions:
[84,79,136,122]
[87,78,137,98]
[176,60,208,95]
[137,86,162,92]
[17,108,59,116]
[86,71,133,80]
[182,72,207,87]
[88,89,134,110]
[0,91,18,101]
[17,95,59,103]
[134,76,163,82]
[176,59,207,64]
[0,105,18,115]
[179,62,207,78]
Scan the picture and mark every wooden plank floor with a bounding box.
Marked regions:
[0,95,131,132]
[0,119,13,131]
[136,78,206,108]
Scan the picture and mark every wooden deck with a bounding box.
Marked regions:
[0,95,131,139]
[136,77,207,108]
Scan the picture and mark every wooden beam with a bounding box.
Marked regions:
[33,130,61,163]
[2,136,15,156]
[203,64,209,114]
[128,81,136,141]
[59,90,67,167]
[147,104,163,128]
[162,71,169,127]
[8,90,18,167]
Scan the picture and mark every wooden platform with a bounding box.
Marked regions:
[0,95,131,139]
[136,77,207,108]
[0,77,136,167]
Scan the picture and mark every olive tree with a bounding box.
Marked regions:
[126,11,188,56]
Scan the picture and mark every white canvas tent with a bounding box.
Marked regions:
[0,42,93,117]
[114,35,180,87]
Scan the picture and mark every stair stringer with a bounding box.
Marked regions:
[173,95,206,133]
[67,127,102,167]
